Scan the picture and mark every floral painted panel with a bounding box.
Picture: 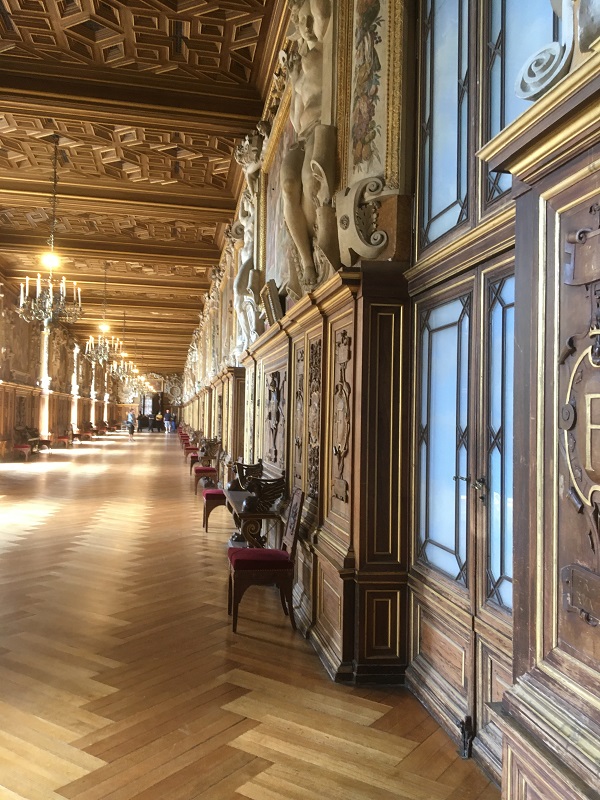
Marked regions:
[350,0,388,180]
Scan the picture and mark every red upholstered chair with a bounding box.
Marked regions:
[13,443,32,461]
[183,443,198,462]
[227,488,304,633]
[202,488,226,530]
[193,464,218,493]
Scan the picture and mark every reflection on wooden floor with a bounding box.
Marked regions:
[0,433,500,799]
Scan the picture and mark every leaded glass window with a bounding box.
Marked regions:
[486,276,514,608]
[419,0,469,248]
[417,295,471,583]
[418,0,558,241]
[486,0,558,201]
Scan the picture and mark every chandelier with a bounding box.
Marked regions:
[110,311,133,379]
[17,133,83,325]
[85,262,122,366]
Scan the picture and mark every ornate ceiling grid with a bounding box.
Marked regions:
[0,205,218,244]
[0,0,269,85]
[0,0,286,374]
[0,113,237,190]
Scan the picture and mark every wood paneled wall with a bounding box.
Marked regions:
[242,262,410,682]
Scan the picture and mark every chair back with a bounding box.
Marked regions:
[281,488,305,560]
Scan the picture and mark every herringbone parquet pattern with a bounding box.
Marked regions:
[0,433,500,799]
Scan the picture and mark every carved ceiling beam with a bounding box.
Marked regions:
[0,236,221,264]
[0,184,236,218]
[0,69,264,133]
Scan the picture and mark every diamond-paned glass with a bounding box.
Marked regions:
[486,276,514,609]
[419,0,469,247]
[486,1,558,200]
[417,295,471,583]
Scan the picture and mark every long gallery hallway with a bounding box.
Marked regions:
[0,432,499,800]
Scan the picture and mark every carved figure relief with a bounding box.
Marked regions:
[332,330,351,502]
[266,370,281,464]
[308,339,322,499]
[50,327,69,392]
[281,0,339,288]
[294,348,305,485]
[265,368,286,468]
[232,121,271,351]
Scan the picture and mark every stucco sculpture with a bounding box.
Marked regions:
[232,123,270,351]
[281,0,338,288]
[233,189,264,351]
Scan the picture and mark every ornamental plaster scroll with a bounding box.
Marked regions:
[515,0,574,101]
[335,177,396,267]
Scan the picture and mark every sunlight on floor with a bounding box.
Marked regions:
[0,499,63,534]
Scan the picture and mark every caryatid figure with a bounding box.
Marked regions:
[281,0,337,287]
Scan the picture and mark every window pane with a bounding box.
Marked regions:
[486,0,556,200]
[417,295,470,583]
[419,0,469,246]
[486,276,514,610]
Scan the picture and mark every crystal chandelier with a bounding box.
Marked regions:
[85,262,122,366]
[17,133,83,325]
[110,311,132,379]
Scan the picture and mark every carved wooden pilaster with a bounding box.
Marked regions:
[307,339,322,501]
[293,346,305,487]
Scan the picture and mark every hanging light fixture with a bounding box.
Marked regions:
[17,132,83,325]
[111,310,132,380]
[85,262,121,365]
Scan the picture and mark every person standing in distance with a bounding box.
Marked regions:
[126,408,136,442]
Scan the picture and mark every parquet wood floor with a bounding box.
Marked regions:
[0,433,500,800]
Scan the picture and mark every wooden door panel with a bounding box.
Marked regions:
[409,260,514,776]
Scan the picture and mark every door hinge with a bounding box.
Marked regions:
[457,716,474,759]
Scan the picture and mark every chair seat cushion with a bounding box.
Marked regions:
[228,547,292,570]
[194,465,217,474]
[203,489,225,497]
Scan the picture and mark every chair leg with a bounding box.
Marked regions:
[203,502,208,531]
[227,573,232,616]
[232,580,240,633]
[194,474,200,494]
[285,583,295,630]
[279,586,289,616]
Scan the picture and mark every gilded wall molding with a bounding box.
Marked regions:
[385,0,404,189]
[262,89,292,175]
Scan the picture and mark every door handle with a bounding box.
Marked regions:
[453,475,471,483]
[453,475,487,502]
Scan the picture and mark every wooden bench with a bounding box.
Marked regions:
[13,426,41,462]
[223,475,287,548]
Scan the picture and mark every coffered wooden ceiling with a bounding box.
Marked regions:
[0,0,287,374]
